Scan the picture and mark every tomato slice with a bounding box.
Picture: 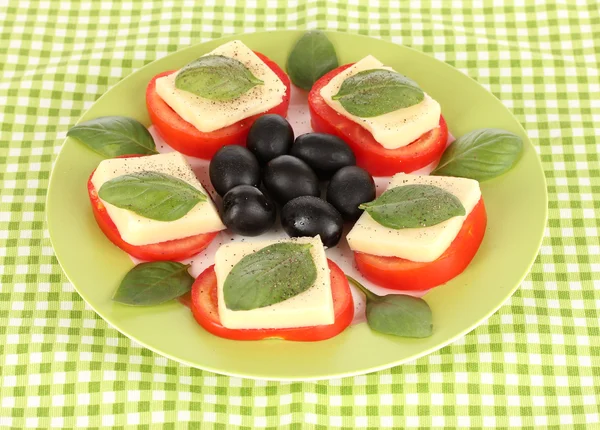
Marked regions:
[190,259,354,341]
[146,52,291,159]
[308,64,449,176]
[87,162,219,262]
[354,198,487,291]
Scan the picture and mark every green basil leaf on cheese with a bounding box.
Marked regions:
[67,116,158,157]
[224,243,317,311]
[431,128,523,181]
[113,261,194,306]
[98,171,207,222]
[286,30,339,91]
[359,184,465,229]
[332,69,424,117]
[347,275,432,338]
[175,55,264,101]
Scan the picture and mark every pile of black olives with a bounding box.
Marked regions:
[209,114,376,247]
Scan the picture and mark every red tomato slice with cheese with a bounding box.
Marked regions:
[190,259,354,341]
[354,198,487,291]
[308,64,448,176]
[146,52,291,159]
[87,156,219,262]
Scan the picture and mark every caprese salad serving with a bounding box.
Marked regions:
[67,32,524,342]
[146,40,291,159]
[309,55,448,176]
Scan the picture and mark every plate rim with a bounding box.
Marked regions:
[46,30,548,381]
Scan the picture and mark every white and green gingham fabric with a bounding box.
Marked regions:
[1,1,599,428]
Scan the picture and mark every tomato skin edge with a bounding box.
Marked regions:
[308,63,449,176]
[354,198,487,291]
[86,156,219,262]
[146,52,292,159]
[190,260,354,341]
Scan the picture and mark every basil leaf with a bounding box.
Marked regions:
[286,30,338,91]
[431,128,523,181]
[346,275,432,338]
[67,116,157,157]
[366,295,433,338]
[113,261,194,306]
[175,55,263,101]
[98,171,207,222]
[224,243,317,311]
[360,184,465,229]
[332,69,424,117]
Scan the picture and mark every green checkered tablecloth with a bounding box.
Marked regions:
[1,0,599,428]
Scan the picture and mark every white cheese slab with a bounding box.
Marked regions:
[155,40,286,133]
[320,55,441,150]
[346,173,481,262]
[214,236,335,330]
[91,152,225,246]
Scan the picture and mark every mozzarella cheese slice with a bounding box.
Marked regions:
[215,236,335,330]
[320,55,441,150]
[155,40,286,133]
[91,152,225,246]
[346,174,481,262]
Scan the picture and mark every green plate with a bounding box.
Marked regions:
[47,31,547,381]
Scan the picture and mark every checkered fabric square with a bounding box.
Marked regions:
[1,1,598,428]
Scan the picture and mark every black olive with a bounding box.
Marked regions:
[281,196,344,247]
[247,114,294,164]
[327,166,376,221]
[222,185,276,236]
[263,155,320,205]
[290,133,356,179]
[209,145,260,196]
